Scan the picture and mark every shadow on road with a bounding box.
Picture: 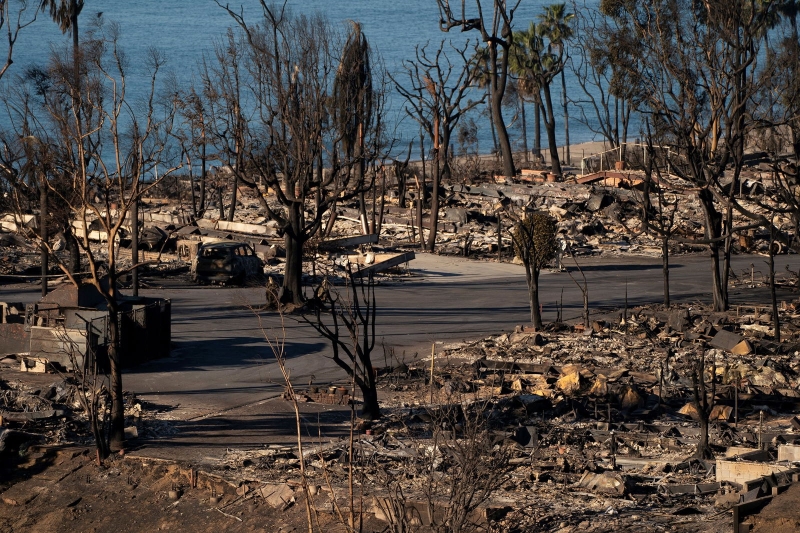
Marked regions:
[129,401,354,455]
[126,336,328,374]
[564,263,683,273]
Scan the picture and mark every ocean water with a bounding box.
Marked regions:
[9,0,604,158]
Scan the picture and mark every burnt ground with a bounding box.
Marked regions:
[0,445,389,533]
[4,258,800,532]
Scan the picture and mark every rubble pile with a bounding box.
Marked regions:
[0,376,78,450]
[145,171,797,271]
[1,162,792,288]
[238,301,800,531]
[0,368,180,454]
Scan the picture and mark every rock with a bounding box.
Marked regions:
[557,365,583,394]
[714,491,739,509]
[668,309,690,333]
[576,470,628,496]
[751,366,787,387]
[589,375,609,397]
[618,385,643,410]
[444,207,468,225]
[509,331,544,346]
[258,483,295,510]
[586,194,613,212]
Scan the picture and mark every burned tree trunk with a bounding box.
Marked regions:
[106,304,124,452]
[282,203,306,305]
[426,143,440,252]
[527,265,542,329]
[699,189,727,311]
[512,213,557,330]
[306,270,381,420]
[769,220,781,343]
[662,236,670,307]
[691,347,716,459]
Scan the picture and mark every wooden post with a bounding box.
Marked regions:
[132,197,139,297]
[497,214,502,262]
[734,377,738,428]
[416,199,424,246]
[429,343,435,404]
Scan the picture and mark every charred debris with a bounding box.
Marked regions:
[2,162,800,531]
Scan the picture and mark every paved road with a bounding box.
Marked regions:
[3,252,800,444]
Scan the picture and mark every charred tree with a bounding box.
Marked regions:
[0,23,180,455]
[306,271,382,420]
[510,211,557,329]
[436,0,521,177]
[392,39,484,251]
[690,347,716,459]
[215,4,387,305]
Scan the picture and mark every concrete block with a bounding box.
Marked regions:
[217,220,273,235]
[778,444,800,462]
[258,483,294,510]
[715,459,792,485]
[20,357,47,373]
[725,447,760,458]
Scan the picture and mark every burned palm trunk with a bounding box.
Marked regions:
[769,220,781,343]
[662,236,670,307]
[40,177,48,297]
[426,128,440,252]
[226,173,238,222]
[527,265,541,329]
[540,86,562,177]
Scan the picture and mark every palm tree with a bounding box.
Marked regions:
[538,3,575,166]
[40,0,84,276]
[334,21,374,234]
[40,0,83,50]
[513,21,564,176]
[469,46,499,159]
[509,28,542,163]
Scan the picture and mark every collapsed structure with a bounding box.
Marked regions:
[0,283,170,372]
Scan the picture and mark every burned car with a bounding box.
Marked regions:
[191,241,263,285]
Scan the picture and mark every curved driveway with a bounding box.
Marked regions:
[3,252,799,422]
[126,252,800,419]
